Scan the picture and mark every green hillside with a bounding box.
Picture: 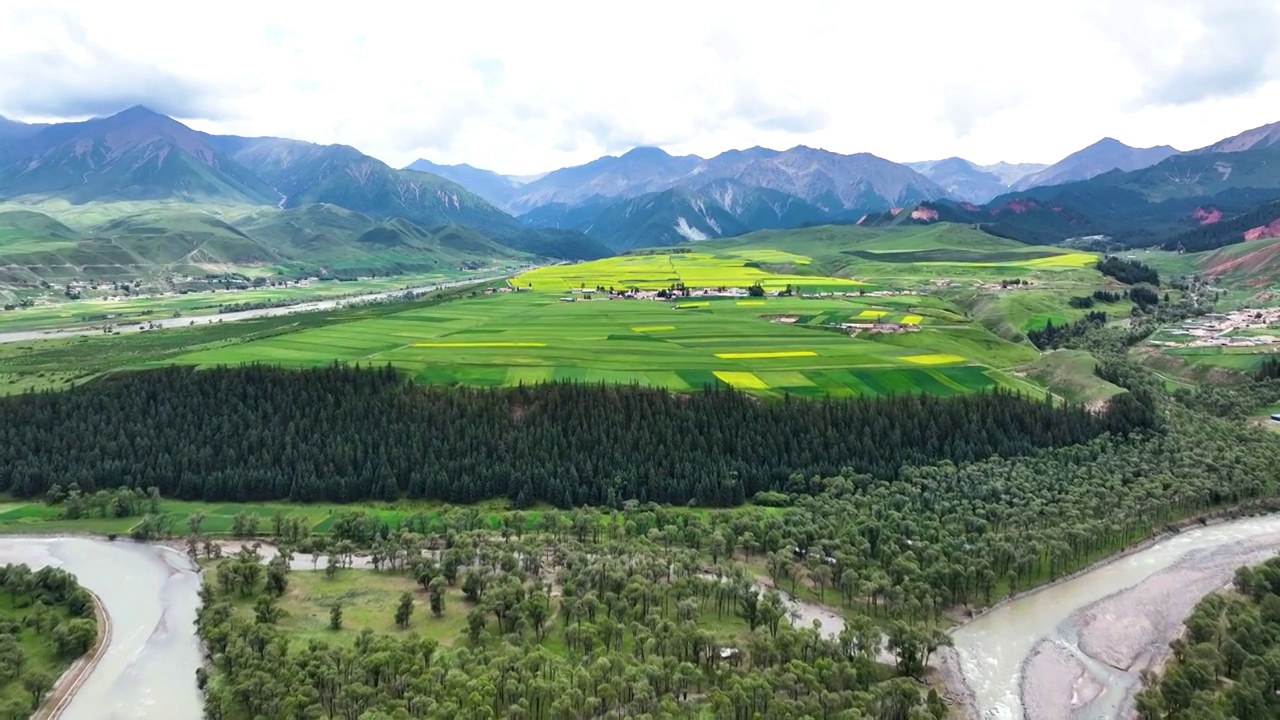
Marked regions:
[0,202,534,288]
[705,223,1101,285]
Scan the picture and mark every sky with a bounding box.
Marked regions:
[0,0,1278,176]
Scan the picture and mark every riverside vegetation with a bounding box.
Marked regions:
[1136,555,1280,720]
[0,564,97,717]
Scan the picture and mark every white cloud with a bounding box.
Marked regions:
[0,0,1276,174]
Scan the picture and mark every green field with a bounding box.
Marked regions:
[0,223,1134,399]
[1162,345,1280,371]
[223,567,474,648]
[167,289,1040,397]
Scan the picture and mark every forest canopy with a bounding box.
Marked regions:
[0,364,1141,508]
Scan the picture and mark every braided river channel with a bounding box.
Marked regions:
[4,515,1280,718]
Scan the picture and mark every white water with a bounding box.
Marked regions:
[0,537,202,719]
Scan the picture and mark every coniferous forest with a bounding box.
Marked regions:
[0,364,1139,508]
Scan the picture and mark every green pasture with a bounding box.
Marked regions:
[169,290,1040,397]
[1020,350,1127,405]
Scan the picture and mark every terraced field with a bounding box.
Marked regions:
[170,291,1040,397]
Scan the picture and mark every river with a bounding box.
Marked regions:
[4,515,1280,719]
[951,514,1280,720]
[0,538,203,720]
[0,273,516,345]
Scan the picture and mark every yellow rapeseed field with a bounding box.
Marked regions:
[902,354,966,365]
[714,351,817,359]
[902,315,923,325]
[713,371,770,389]
[858,310,888,319]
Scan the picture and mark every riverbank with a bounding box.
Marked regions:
[0,538,204,720]
[948,510,1280,720]
[33,588,111,720]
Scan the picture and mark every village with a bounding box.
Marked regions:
[1149,307,1280,349]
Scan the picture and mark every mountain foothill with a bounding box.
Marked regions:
[2,105,1280,283]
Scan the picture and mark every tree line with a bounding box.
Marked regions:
[1097,255,1160,285]
[1027,312,1109,350]
[0,364,1132,508]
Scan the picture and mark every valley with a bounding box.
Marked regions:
[3,102,1280,720]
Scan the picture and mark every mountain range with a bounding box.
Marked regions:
[0,106,609,273]
[4,105,1280,270]
[414,120,1280,254]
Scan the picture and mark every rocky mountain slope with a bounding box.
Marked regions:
[1191,120,1280,155]
[1009,138,1180,192]
[506,145,947,219]
[403,159,528,209]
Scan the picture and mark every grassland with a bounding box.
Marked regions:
[1021,350,1127,405]
[222,567,473,648]
[167,290,1040,397]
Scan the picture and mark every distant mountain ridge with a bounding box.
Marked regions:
[1009,138,1181,192]
[0,106,278,204]
[906,157,1048,203]
[402,159,529,209]
[1192,120,1280,155]
[502,144,946,218]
